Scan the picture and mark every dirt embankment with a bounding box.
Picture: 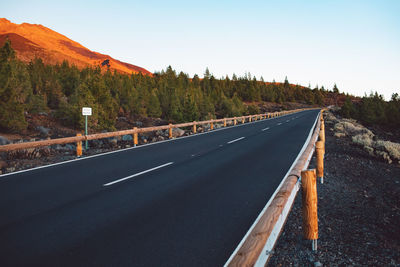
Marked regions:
[268,111,400,266]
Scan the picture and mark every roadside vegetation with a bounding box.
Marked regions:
[1,40,337,133]
[340,93,400,129]
[330,112,400,165]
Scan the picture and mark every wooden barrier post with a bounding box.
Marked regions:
[301,169,318,251]
[133,127,138,147]
[319,120,325,144]
[249,116,252,122]
[210,120,214,130]
[193,122,197,134]
[224,118,227,127]
[76,133,82,157]
[242,117,245,124]
[169,123,173,139]
[316,141,324,184]
[234,117,237,125]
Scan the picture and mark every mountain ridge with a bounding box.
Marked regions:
[0,18,152,75]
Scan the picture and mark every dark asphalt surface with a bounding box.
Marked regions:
[0,110,319,267]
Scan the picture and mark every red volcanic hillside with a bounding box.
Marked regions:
[0,18,151,75]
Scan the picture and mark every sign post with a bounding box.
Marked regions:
[82,107,92,150]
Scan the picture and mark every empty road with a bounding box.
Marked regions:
[0,109,319,266]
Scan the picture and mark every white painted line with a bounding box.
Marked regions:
[277,123,282,125]
[103,162,173,186]
[224,111,320,267]
[286,120,290,122]
[261,127,270,131]
[227,137,245,144]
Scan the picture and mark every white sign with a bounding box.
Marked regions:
[82,107,92,116]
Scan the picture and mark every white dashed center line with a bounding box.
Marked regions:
[103,162,174,186]
[227,137,245,144]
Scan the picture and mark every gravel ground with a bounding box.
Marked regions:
[268,114,400,266]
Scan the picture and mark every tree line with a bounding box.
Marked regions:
[1,40,334,132]
[340,93,400,128]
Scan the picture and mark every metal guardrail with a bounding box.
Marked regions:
[0,109,309,152]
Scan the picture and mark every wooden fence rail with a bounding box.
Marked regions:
[0,109,309,152]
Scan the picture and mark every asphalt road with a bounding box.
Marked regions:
[0,109,319,267]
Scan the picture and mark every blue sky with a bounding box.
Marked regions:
[1,0,399,99]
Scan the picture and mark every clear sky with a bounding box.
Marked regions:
[1,0,399,99]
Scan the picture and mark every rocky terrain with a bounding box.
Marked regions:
[269,111,400,266]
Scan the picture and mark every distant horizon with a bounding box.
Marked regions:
[1,0,399,100]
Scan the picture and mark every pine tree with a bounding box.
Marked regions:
[147,89,162,118]
[284,76,289,88]
[183,93,199,121]
[333,83,339,94]
[0,40,30,132]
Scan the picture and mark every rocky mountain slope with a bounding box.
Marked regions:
[0,18,151,75]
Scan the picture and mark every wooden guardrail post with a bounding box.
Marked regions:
[133,127,138,147]
[169,123,173,139]
[224,118,227,127]
[193,121,197,133]
[249,116,252,122]
[301,169,318,251]
[319,120,325,144]
[242,117,245,124]
[76,133,82,157]
[233,117,237,125]
[210,120,214,130]
[316,141,324,184]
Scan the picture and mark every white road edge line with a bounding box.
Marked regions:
[277,122,282,125]
[103,162,174,186]
[261,127,270,131]
[227,137,245,144]
[224,111,320,267]
[0,110,308,179]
